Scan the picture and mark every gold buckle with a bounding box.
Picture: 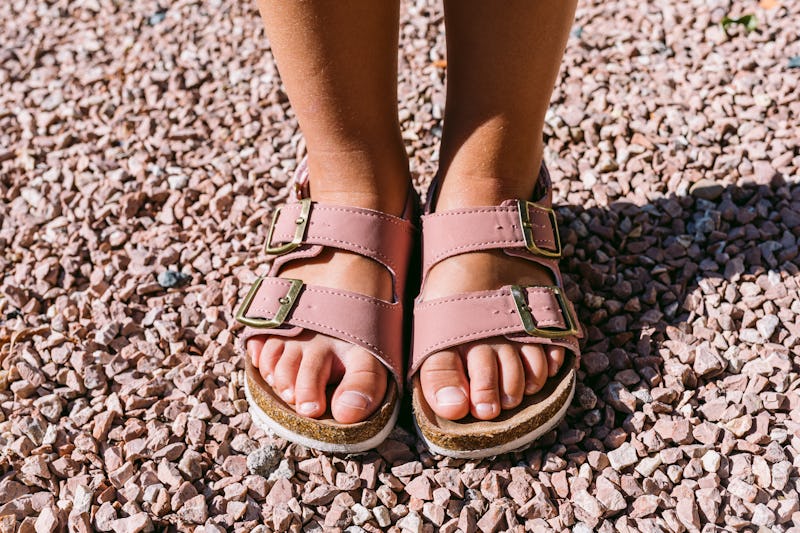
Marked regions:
[235,277,303,328]
[264,199,312,255]
[517,200,562,258]
[510,284,578,338]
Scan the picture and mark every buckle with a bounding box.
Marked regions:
[516,199,562,258]
[264,199,312,255]
[510,285,578,338]
[235,277,303,328]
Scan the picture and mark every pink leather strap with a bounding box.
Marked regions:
[410,286,577,377]
[421,201,558,273]
[239,277,404,386]
[269,202,414,275]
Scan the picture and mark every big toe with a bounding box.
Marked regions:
[420,350,470,420]
[331,347,388,424]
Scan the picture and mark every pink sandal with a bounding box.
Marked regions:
[410,163,583,458]
[236,160,417,453]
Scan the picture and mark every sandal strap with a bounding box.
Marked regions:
[266,200,415,275]
[421,200,560,274]
[238,276,405,387]
[410,285,580,378]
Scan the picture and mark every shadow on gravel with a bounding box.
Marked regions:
[550,177,800,452]
[399,177,800,455]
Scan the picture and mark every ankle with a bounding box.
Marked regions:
[434,144,544,212]
[305,146,410,216]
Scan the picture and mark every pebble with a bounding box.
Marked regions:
[607,442,639,471]
[701,450,721,473]
[756,314,780,339]
[247,445,282,477]
[689,179,724,201]
[157,270,192,289]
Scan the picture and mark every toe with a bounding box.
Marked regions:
[545,345,566,377]
[247,337,265,366]
[273,344,302,404]
[497,344,524,409]
[293,346,332,418]
[258,338,284,386]
[520,344,548,395]
[420,350,470,420]
[465,344,500,420]
[331,347,387,424]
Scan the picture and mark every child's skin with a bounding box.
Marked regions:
[246,0,578,424]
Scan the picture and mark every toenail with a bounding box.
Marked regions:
[298,402,318,415]
[338,391,371,410]
[266,374,274,386]
[476,403,496,417]
[435,387,467,407]
[280,388,294,403]
[502,394,516,406]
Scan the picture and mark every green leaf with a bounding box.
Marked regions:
[721,14,758,35]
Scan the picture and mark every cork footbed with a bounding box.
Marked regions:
[412,351,576,458]
[245,358,399,452]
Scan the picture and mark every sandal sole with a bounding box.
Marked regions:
[411,351,576,459]
[244,358,399,453]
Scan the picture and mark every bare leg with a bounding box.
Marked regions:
[248,0,408,423]
[420,0,578,420]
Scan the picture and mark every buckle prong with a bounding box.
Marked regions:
[511,284,577,338]
[265,198,312,255]
[236,277,303,329]
[517,200,562,258]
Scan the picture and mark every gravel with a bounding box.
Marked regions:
[1,0,799,531]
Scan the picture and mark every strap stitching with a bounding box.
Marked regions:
[290,204,415,232]
[274,231,401,270]
[258,278,398,310]
[424,237,556,269]
[415,287,562,309]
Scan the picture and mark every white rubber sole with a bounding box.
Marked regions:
[414,378,575,459]
[244,374,399,454]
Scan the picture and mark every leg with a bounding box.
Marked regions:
[420,0,578,420]
[248,0,408,423]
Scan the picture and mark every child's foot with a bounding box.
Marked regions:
[246,190,403,425]
[418,182,566,421]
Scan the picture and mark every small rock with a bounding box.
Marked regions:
[373,506,391,528]
[756,314,779,339]
[107,513,151,533]
[247,445,282,477]
[156,270,191,289]
[397,510,423,533]
[404,476,433,501]
[607,442,638,471]
[595,477,626,513]
[34,506,58,533]
[675,497,701,531]
[727,478,758,502]
[177,495,208,524]
[751,504,775,528]
[475,505,506,533]
[689,179,724,201]
[701,450,721,473]
[635,455,662,477]
[693,346,724,377]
